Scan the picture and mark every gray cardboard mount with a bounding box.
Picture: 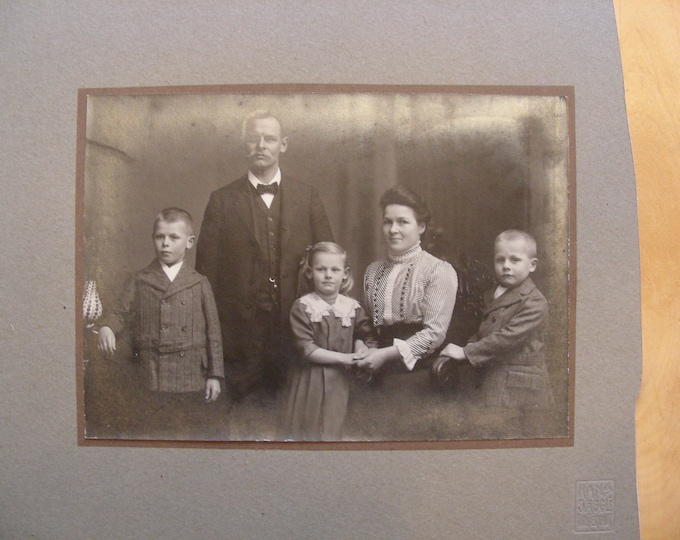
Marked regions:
[0,2,640,539]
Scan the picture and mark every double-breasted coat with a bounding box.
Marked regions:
[464,277,554,410]
[98,260,224,393]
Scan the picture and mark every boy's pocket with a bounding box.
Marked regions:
[506,366,542,390]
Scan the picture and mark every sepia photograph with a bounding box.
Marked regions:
[77,84,575,447]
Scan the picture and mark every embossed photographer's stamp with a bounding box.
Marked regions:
[575,480,615,532]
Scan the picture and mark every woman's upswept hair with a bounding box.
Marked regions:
[297,242,354,297]
[379,184,431,226]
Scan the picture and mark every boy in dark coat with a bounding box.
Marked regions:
[440,230,554,435]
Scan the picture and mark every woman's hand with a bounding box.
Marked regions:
[353,340,370,360]
[355,346,398,372]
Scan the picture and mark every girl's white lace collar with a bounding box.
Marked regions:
[388,242,422,264]
[299,293,360,327]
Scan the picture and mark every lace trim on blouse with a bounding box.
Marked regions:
[299,293,360,327]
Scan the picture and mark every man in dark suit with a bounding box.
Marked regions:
[196,111,334,402]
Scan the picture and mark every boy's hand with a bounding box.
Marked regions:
[440,343,467,362]
[97,326,116,355]
[205,378,221,401]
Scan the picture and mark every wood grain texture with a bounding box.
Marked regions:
[614,1,680,537]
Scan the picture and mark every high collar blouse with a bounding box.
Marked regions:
[363,244,458,369]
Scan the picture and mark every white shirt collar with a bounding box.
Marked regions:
[494,285,508,299]
[161,260,183,282]
[248,169,281,208]
[248,168,282,189]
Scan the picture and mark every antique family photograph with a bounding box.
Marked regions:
[77,85,574,446]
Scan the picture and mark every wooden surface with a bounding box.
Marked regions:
[614,1,680,538]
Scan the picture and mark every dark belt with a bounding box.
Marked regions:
[376,323,424,348]
[375,322,444,375]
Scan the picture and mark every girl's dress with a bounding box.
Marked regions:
[283,292,376,441]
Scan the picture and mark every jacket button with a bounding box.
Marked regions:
[161,299,167,304]
[179,352,185,357]
[181,326,187,332]
[181,300,186,305]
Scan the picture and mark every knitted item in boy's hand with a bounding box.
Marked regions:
[83,280,103,324]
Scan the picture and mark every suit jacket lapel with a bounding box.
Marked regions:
[232,175,260,249]
[139,259,171,292]
[279,174,299,252]
[165,262,202,296]
[484,278,536,314]
[139,260,201,296]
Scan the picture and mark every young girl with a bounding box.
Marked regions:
[282,242,377,441]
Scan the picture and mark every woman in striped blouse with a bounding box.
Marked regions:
[356,185,458,376]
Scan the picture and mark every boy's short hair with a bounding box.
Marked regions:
[495,229,538,258]
[153,207,194,235]
[241,110,284,141]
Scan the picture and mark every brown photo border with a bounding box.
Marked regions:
[76,83,576,450]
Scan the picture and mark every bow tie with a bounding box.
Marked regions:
[256,183,279,195]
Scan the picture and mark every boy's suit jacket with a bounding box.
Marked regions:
[99,259,224,393]
[464,277,554,410]
[195,174,333,359]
